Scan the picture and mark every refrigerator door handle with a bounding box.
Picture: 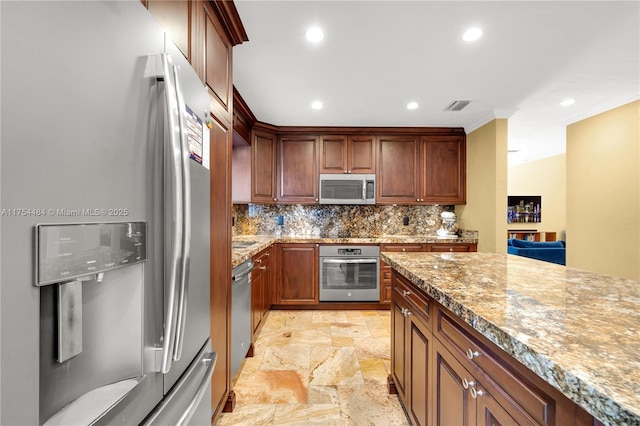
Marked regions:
[171,63,192,363]
[176,351,216,426]
[142,340,216,426]
[160,53,183,374]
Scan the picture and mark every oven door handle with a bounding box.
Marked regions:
[321,258,378,264]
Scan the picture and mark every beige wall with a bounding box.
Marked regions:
[508,154,566,240]
[566,100,640,280]
[457,119,508,253]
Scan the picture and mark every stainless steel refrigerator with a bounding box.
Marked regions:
[1,1,214,425]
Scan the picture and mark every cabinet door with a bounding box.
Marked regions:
[276,244,318,304]
[252,247,273,336]
[260,247,273,318]
[147,1,189,59]
[408,313,431,426]
[319,135,348,174]
[377,136,420,204]
[476,386,524,426]
[433,340,476,426]
[252,130,277,203]
[391,295,409,400]
[204,3,232,112]
[348,135,376,174]
[420,136,466,204]
[277,135,319,204]
[319,135,376,174]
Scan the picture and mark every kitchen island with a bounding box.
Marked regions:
[382,252,640,425]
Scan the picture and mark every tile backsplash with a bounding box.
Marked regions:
[232,204,456,237]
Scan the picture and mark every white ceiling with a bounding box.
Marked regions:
[232,1,640,166]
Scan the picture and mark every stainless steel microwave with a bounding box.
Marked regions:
[319,174,376,205]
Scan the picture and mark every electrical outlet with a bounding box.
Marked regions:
[403,216,409,226]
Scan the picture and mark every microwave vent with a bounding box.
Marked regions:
[444,100,470,111]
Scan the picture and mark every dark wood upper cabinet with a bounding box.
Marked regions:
[349,135,377,174]
[277,135,319,204]
[377,135,420,204]
[251,128,277,204]
[146,0,190,59]
[421,136,466,204]
[319,135,347,173]
[204,5,231,112]
[377,133,466,205]
[233,88,256,146]
[319,135,376,174]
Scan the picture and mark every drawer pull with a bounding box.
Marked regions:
[402,248,406,252]
[261,266,267,270]
[470,387,484,399]
[462,378,475,389]
[466,348,480,360]
[402,290,411,297]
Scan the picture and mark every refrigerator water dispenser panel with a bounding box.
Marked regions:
[35,222,147,286]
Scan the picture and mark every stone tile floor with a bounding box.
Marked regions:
[215,310,410,425]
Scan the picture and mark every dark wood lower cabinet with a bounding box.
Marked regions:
[391,272,433,426]
[390,269,600,426]
[392,294,409,399]
[426,242,477,252]
[408,313,431,426]
[251,246,272,337]
[275,243,318,305]
[434,339,529,426]
[433,340,474,426]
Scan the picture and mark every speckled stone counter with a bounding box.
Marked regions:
[380,252,640,426]
[231,233,478,268]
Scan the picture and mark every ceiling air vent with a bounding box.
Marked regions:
[444,100,470,111]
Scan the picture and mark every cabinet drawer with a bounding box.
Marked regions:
[427,243,476,252]
[381,243,425,253]
[436,308,554,425]
[253,247,271,264]
[393,272,430,327]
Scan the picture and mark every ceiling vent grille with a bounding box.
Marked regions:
[444,100,470,111]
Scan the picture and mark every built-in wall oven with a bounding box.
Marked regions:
[319,245,380,302]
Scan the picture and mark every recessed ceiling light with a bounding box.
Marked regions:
[407,102,419,110]
[305,27,324,43]
[463,27,483,42]
[311,101,323,110]
[560,98,575,106]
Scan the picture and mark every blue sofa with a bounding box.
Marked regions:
[507,239,566,265]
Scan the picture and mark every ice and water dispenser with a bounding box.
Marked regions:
[36,222,147,425]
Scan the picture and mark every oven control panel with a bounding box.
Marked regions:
[338,248,361,255]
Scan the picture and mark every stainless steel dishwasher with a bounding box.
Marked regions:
[231,258,253,379]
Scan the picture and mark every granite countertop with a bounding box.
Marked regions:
[231,234,479,267]
[381,252,640,426]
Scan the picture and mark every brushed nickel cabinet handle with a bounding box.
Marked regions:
[470,387,484,399]
[466,348,480,360]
